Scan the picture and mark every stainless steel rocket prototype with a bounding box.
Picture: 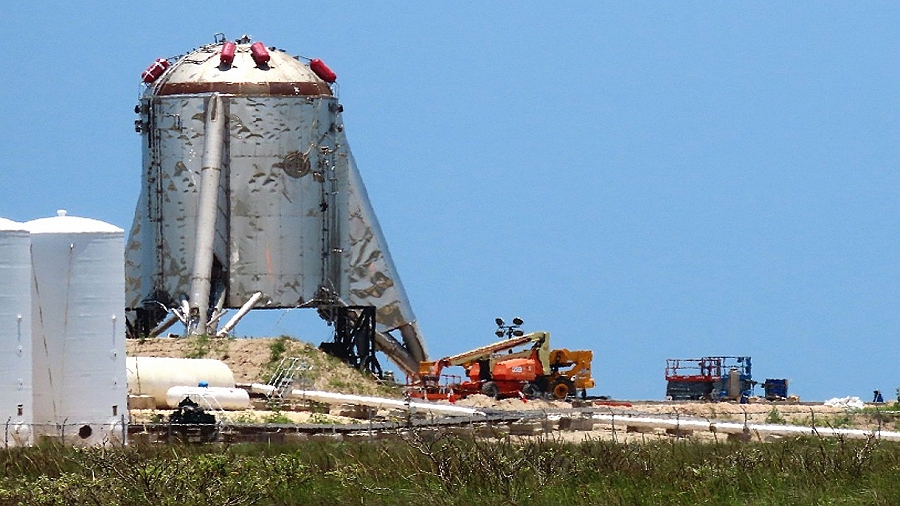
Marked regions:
[126,36,426,373]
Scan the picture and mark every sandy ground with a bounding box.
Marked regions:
[127,337,895,440]
[127,336,402,424]
[127,336,396,395]
[128,337,300,384]
[442,394,899,443]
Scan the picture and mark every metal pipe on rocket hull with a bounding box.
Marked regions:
[188,93,226,335]
[398,322,427,365]
[216,291,263,337]
[373,330,419,378]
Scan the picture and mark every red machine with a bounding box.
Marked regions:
[665,356,754,401]
[409,331,594,401]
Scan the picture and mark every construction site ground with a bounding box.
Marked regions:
[127,337,897,443]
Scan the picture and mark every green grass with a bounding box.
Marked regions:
[765,407,786,425]
[261,411,293,424]
[182,334,232,359]
[278,340,405,398]
[269,336,290,364]
[182,334,213,359]
[0,434,899,505]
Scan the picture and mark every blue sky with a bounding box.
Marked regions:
[2,3,898,401]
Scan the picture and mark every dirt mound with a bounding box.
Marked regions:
[126,336,402,398]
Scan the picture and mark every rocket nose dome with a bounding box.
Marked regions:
[148,41,333,97]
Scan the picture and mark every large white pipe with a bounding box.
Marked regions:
[294,390,486,417]
[249,384,484,417]
[592,413,900,442]
[166,386,250,411]
[189,93,226,335]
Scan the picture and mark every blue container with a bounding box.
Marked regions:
[764,379,788,399]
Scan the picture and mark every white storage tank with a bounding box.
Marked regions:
[126,356,236,408]
[0,218,33,447]
[27,211,127,446]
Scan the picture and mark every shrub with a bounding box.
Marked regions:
[765,407,786,425]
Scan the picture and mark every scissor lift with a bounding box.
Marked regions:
[665,356,753,401]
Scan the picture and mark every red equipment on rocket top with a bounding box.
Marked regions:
[250,42,270,66]
[310,58,337,83]
[220,41,236,65]
[141,58,170,83]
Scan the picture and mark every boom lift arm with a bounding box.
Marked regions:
[419,331,551,380]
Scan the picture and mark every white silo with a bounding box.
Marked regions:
[0,218,33,447]
[27,211,127,446]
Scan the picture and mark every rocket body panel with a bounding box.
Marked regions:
[127,93,343,309]
[127,97,207,307]
[224,95,346,307]
[346,150,409,328]
[346,148,427,360]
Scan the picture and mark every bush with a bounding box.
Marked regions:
[765,407,786,425]
[0,434,897,505]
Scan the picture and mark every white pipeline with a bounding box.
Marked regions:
[294,390,486,417]
[593,413,900,442]
[249,384,485,417]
